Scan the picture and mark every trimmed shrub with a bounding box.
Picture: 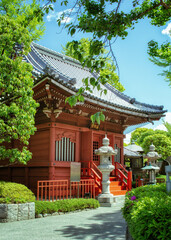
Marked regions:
[35,198,100,215]
[0,181,35,204]
[122,184,171,240]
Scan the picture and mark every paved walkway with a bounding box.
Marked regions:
[0,200,126,240]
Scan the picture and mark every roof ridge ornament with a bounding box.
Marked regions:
[43,66,59,80]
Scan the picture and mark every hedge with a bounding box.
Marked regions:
[0,181,35,204]
[122,184,171,240]
[35,198,100,215]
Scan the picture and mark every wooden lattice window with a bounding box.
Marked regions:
[93,141,99,161]
[55,137,75,161]
[114,144,121,163]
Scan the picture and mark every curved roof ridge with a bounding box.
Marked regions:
[105,82,164,111]
[32,42,84,68]
[31,43,73,82]
[134,100,164,111]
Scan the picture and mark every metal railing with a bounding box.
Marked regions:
[37,179,95,201]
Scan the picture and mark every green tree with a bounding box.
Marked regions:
[131,128,152,144]
[148,40,171,86]
[163,121,171,137]
[62,38,125,92]
[47,0,170,108]
[130,127,171,159]
[55,0,171,63]
[0,0,44,166]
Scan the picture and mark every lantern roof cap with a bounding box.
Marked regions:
[141,162,159,170]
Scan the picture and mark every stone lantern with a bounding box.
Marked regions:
[141,162,159,184]
[144,143,161,164]
[142,144,161,184]
[165,157,171,193]
[95,134,118,207]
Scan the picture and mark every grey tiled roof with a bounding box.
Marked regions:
[125,144,144,153]
[124,147,142,158]
[26,42,166,117]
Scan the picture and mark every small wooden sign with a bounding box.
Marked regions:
[70,162,81,182]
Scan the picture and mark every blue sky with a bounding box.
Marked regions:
[37,2,171,138]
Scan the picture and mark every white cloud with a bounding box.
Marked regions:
[124,132,131,145]
[154,112,171,131]
[46,8,74,23]
[162,23,171,37]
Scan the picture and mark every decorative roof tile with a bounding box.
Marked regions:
[27,42,166,117]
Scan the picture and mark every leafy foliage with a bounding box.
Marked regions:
[43,1,171,123]
[0,0,44,165]
[0,181,35,203]
[35,198,100,215]
[63,38,125,124]
[122,184,171,240]
[52,0,171,86]
[130,127,171,159]
[148,40,171,86]
[163,121,171,137]
[62,38,125,92]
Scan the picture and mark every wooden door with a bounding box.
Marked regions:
[93,135,102,166]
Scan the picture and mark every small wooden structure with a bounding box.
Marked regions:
[0,43,166,196]
[124,144,144,180]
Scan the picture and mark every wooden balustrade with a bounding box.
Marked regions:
[115,162,132,191]
[81,161,132,192]
[37,179,95,201]
[135,177,165,187]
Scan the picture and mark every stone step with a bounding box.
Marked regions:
[110,181,121,186]
[110,186,125,191]
[111,190,127,196]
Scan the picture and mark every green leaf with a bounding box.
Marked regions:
[70,28,76,36]
[90,114,96,124]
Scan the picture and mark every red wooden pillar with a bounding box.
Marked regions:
[128,169,132,190]
[49,123,56,180]
[120,136,124,166]
[75,131,80,162]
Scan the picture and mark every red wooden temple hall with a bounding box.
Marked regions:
[0,43,166,195]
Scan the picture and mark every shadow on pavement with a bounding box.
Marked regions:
[54,209,126,240]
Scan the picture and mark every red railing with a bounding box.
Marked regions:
[115,162,132,191]
[70,179,95,199]
[81,161,102,190]
[37,179,95,201]
[81,161,132,191]
[135,176,165,187]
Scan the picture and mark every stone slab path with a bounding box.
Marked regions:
[0,199,126,240]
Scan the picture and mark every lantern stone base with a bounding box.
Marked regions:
[98,193,115,207]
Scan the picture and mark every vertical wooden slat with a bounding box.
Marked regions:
[59,140,61,161]
[37,181,39,200]
[45,182,47,201]
[69,142,72,161]
[63,137,66,161]
[62,138,64,161]
[67,138,69,161]
[72,143,74,161]
[56,141,58,161]
[41,182,43,201]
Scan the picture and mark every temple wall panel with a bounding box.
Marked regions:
[81,131,93,162]
[29,129,50,165]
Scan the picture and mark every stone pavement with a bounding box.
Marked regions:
[0,199,126,240]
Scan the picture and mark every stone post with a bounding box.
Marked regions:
[165,165,171,192]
